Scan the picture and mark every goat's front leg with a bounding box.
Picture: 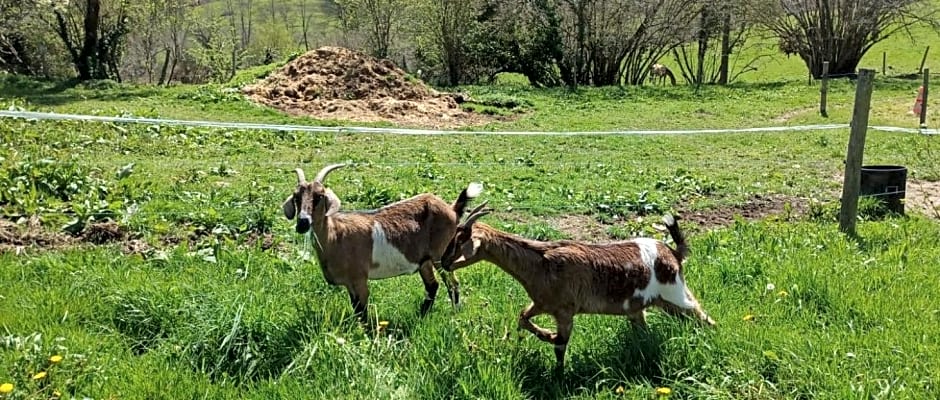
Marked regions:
[346,280,370,323]
[417,261,440,316]
[518,302,554,343]
[435,263,460,307]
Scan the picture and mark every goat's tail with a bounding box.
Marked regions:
[662,214,689,263]
[452,182,484,218]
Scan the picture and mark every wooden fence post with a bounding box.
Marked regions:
[921,68,930,128]
[920,46,930,74]
[839,69,875,236]
[820,61,830,117]
[883,52,887,75]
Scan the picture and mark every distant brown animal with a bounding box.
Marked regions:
[441,208,715,369]
[649,63,677,86]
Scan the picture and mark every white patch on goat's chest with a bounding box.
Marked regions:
[623,238,690,309]
[369,221,420,279]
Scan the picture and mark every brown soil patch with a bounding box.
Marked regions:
[547,214,610,241]
[0,216,75,252]
[242,46,497,129]
[678,194,810,230]
[504,195,810,243]
[772,107,815,123]
[0,218,151,255]
[245,232,279,251]
[903,179,940,218]
[80,221,129,244]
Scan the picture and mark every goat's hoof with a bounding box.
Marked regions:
[419,300,434,316]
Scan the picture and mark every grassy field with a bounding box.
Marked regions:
[2,113,940,399]
[3,18,940,400]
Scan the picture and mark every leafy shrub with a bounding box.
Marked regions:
[655,169,722,199]
[0,154,150,233]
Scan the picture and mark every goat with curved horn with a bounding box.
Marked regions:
[282,162,484,323]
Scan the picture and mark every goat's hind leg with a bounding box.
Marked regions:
[417,261,440,316]
[627,310,649,330]
[658,284,716,326]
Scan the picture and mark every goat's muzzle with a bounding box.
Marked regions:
[296,212,312,234]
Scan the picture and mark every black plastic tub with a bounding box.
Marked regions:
[860,165,907,215]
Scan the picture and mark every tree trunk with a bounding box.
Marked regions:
[695,6,707,86]
[80,0,102,80]
[718,12,730,85]
[158,48,171,85]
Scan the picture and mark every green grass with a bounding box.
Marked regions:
[2,111,940,399]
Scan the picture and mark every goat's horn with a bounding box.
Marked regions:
[465,200,489,220]
[463,207,492,228]
[313,163,347,183]
[295,168,306,184]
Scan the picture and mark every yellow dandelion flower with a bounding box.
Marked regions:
[778,290,788,297]
[615,386,624,394]
[53,389,62,398]
[656,387,673,396]
[50,355,64,363]
[0,383,13,394]
[378,321,390,328]
[743,314,755,322]
[32,371,47,380]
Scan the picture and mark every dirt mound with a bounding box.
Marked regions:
[0,218,143,254]
[0,216,75,251]
[242,46,492,129]
[80,221,130,244]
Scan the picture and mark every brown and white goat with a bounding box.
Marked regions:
[440,207,715,368]
[649,63,677,86]
[282,163,483,322]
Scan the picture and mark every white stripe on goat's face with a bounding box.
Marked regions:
[369,221,420,279]
[626,238,693,309]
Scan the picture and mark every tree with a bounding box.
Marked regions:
[0,0,37,74]
[411,0,481,86]
[553,0,700,87]
[124,0,193,83]
[46,0,132,81]
[672,0,767,85]
[298,0,315,50]
[463,0,563,87]
[190,13,246,83]
[333,0,409,59]
[760,0,940,79]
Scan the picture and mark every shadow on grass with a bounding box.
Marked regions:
[514,322,669,399]
[0,75,164,107]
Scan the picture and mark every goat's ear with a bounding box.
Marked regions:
[282,195,296,220]
[324,188,342,216]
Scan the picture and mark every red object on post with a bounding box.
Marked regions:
[913,86,925,116]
